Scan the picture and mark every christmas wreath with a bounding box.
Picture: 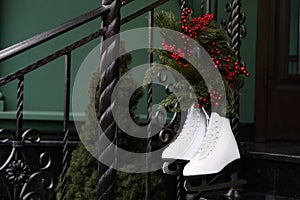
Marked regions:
[146,8,249,117]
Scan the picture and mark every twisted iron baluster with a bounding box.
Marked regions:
[175,1,186,199]
[145,9,154,200]
[145,72,152,200]
[229,0,241,57]
[16,77,24,143]
[221,0,246,137]
[61,53,71,200]
[231,95,240,137]
[13,76,24,200]
[228,0,242,137]
[200,0,205,15]
[176,162,185,200]
[98,0,120,199]
[227,3,247,197]
[180,0,186,11]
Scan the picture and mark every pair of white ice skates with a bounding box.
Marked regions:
[162,105,240,176]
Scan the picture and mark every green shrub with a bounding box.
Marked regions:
[56,42,168,199]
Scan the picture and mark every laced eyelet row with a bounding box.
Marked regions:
[193,117,224,160]
[169,108,203,146]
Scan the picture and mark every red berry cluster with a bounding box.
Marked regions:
[162,8,215,67]
[197,89,223,108]
[208,41,250,89]
[161,7,250,109]
[179,7,214,39]
[162,41,190,67]
[196,41,250,108]
[210,90,223,106]
[194,42,250,108]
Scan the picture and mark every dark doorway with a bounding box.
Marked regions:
[255,0,300,141]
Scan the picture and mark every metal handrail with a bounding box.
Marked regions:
[121,0,135,6]
[0,29,104,86]
[0,6,110,62]
[0,0,170,62]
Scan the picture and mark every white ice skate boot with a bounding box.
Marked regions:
[162,105,207,161]
[183,112,240,176]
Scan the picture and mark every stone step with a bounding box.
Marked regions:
[240,142,300,199]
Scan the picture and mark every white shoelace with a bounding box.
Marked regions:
[193,114,221,160]
[170,107,201,145]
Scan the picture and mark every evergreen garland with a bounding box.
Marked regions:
[145,9,249,117]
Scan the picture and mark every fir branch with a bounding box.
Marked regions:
[154,11,181,31]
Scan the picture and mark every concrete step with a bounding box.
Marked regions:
[240,142,300,199]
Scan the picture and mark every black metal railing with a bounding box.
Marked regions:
[0,6,110,62]
[0,0,246,199]
[0,5,110,200]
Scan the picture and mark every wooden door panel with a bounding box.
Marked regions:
[269,88,300,140]
[256,0,300,141]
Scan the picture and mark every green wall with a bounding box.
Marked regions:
[121,1,181,122]
[236,0,257,123]
[0,0,101,113]
[0,0,257,127]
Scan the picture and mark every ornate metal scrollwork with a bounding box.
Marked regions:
[0,129,15,144]
[6,160,30,186]
[21,129,41,144]
[154,66,182,145]
[0,129,54,199]
[0,129,16,171]
[159,127,175,144]
[20,152,54,199]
